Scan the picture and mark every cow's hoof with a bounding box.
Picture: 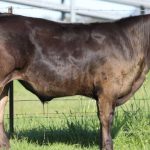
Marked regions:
[102,142,113,150]
[102,148,112,150]
[102,145,113,150]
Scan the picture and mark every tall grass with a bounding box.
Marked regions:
[4,103,149,150]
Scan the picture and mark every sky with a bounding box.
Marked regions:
[0,0,137,22]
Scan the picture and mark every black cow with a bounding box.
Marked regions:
[0,14,149,150]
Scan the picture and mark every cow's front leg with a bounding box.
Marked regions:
[0,86,10,149]
[97,94,115,150]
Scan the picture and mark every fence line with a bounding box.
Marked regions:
[4,106,150,119]
[5,112,97,116]
[10,99,150,102]
[0,7,149,11]
[0,7,147,22]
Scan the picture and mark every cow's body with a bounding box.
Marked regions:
[0,14,150,150]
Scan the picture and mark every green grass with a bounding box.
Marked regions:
[4,73,150,150]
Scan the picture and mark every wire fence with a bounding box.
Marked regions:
[4,97,150,119]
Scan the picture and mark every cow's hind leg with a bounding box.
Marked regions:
[97,94,115,150]
[0,84,10,149]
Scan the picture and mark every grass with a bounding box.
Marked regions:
[3,73,150,150]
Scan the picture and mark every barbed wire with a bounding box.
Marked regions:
[5,113,93,120]
[7,99,150,102]
[5,112,97,116]
[4,109,149,120]
[5,116,95,119]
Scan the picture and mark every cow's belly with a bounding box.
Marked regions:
[23,61,94,99]
[22,76,94,99]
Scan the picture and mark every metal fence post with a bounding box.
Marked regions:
[70,0,76,22]
[140,6,145,15]
[8,6,14,137]
[8,6,13,14]
[61,0,65,21]
[9,81,14,137]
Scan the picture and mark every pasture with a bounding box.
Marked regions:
[4,73,150,150]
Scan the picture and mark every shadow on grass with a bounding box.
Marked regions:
[9,107,142,148]
[13,123,99,147]
[11,118,128,148]
[10,106,143,148]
